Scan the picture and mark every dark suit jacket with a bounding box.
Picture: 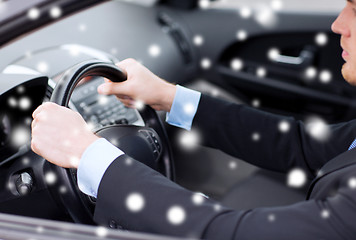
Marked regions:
[93,94,356,239]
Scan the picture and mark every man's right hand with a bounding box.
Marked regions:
[97,58,176,112]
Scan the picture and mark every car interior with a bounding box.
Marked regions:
[0,0,352,239]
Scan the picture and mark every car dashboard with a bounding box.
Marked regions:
[0,0,191,223]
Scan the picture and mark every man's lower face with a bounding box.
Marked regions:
[342,63,356,86]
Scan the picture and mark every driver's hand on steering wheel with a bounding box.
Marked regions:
[31,102,99,169]
[97,58,176,112]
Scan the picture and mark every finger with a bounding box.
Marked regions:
[31,118,37,130]
[33,102,60,119]
[117,98,135,108]
[116,58,137,71]
[31,138,40,155]
[117,97,134,104]
[32,104,44,119]
[97,81,130,96]
[78,77,92,86]
[97,82,113,95]
[116,94,133,100]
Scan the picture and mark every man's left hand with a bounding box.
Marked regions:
[31,102,99,168]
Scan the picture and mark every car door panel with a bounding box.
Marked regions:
[164,7,351,202]
[169,8,354,122]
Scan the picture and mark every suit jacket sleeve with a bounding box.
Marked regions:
[93,155,356,239]
[192,94,356,177]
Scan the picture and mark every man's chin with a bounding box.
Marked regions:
[341,64,356,86]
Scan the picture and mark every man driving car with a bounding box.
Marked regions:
[31,1,356,239]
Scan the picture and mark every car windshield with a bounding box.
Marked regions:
[0,0,49,23]
[0,0,157,25]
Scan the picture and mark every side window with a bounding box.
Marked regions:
[207,0,343,13]
[114,0,157,7]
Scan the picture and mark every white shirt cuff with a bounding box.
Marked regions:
[77,138,124,197]
[166,85,201,131]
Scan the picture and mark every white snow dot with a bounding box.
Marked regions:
[230,58,244,71]
[192,193,205,205]
[193,35,204,46]
[49,6,62,19]
[78,23,87,32]
[316,169,324,177]
[306,117,330,141]
[22,157,30,165]
[211,89,219,97]
[70,156,80,168]
[348,177,356,189]
[278,120,290,133]
[229,161,238,170]
[315,33,328,46]
[255,6,277,28]
[184,103,195,115]
[214,204,222,212]
[201,58,212,69]
[125,158,133,166]
[126,193,145,212]
[256,67,267,78]
[167,206,186,225]
[199,0,210,9]
[110,138,118,146]
[111,48,118,55]
[236,30,248,41]
[37,61,49,73]
[17,86,25,94]
[98,96,109,105]
[252,99,261,108]
[179,131,199,150]
[287,168,307,188]
[25,51,32,59]
[7,181,15,191]
[268,48,280,61]
[134,100,145,110]
[25,117,32,125]
[268,214,276,222]
[36,226,44,233]
[11,127,30,147]
[148,44,161,58]
[305,67,317,79]
[319,70,332,83]
[271,0,283,11]
[59,186,67,194]
[252,132,261,142]
[19,97,31,110]
[28,8,40,20]
[45,172,57,185]
[321,209,330,219]
[8,97,17,107]
[68,46,80,57]
[240,6,252,19]
[86,122,96,132]
[96,227,108,237]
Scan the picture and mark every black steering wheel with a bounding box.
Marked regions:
[46,60,174,224]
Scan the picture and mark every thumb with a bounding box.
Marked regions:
[97,81,130,96]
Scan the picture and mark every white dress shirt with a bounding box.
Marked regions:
[77,85,201,197]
